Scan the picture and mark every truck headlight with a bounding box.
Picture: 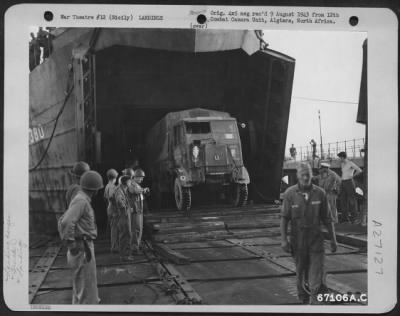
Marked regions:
[229,145,238,158]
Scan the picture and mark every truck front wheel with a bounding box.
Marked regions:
[174,178,191,212]
[231,183,248,207]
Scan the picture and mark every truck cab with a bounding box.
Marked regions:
[147,109,250,212]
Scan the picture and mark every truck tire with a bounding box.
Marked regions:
[231,183,248,207]
[174,178,191,212]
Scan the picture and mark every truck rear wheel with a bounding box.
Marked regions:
[174,178,191,212]
[231,183,248,207]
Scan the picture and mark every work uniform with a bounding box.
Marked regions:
[111,185,131,257]
[281,184,332,304]
[65,184,81,208]
[316,169,341,223]
[58,191,99,304]
[128,181,145,252]
[340,160,362,221]
[104,182,118,252]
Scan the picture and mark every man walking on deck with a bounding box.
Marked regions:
[58,170,103,304]
[280,162,337,304]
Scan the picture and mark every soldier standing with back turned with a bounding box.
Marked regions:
[58,170,103,304]
[280,162,337,304]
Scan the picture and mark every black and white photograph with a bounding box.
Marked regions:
[2,4,398,313]
[27,26,368,305]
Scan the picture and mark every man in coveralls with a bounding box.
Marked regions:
[280,162,337,304]
[128,168,150,254]
[66,161,90,208]
[112,174,135,261]
[315,163,341,223]
[104,169,118,253]
[59,170,103,304]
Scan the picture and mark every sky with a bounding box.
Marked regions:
[263,30,367,156]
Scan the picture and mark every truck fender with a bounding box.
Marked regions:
[174,168,193,187]
[233,166,250,184]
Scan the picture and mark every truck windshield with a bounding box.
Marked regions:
[185,122,211,134]
[211,121,238,139]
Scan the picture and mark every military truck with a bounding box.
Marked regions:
[146,108,250,211]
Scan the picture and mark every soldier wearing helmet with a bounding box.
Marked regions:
[104,169,119,253]
[118,168,134,185]
[66,161,90,208]
[119,168,135,250]
[128,168,150,254]
[58,170,103,304]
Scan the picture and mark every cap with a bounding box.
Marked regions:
[355,187,364,196]
[320,162,330,168]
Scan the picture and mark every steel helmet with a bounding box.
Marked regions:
[106,168,118,179]
[122,168,135,178]
[134,168,145,177]
[80,171,104,191]
[70,161,90,178]
[119,175,131,185]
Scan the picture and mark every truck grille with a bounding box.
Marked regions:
[204,144,230,174]
[206,165,229,175]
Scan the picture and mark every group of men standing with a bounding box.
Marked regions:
[58,161,149,304]
[314,151,363,224]
[280,151,363,304]
[104,167,150,261]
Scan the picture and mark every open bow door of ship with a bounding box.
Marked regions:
[72,53,99,166]
[239,49,295,202]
